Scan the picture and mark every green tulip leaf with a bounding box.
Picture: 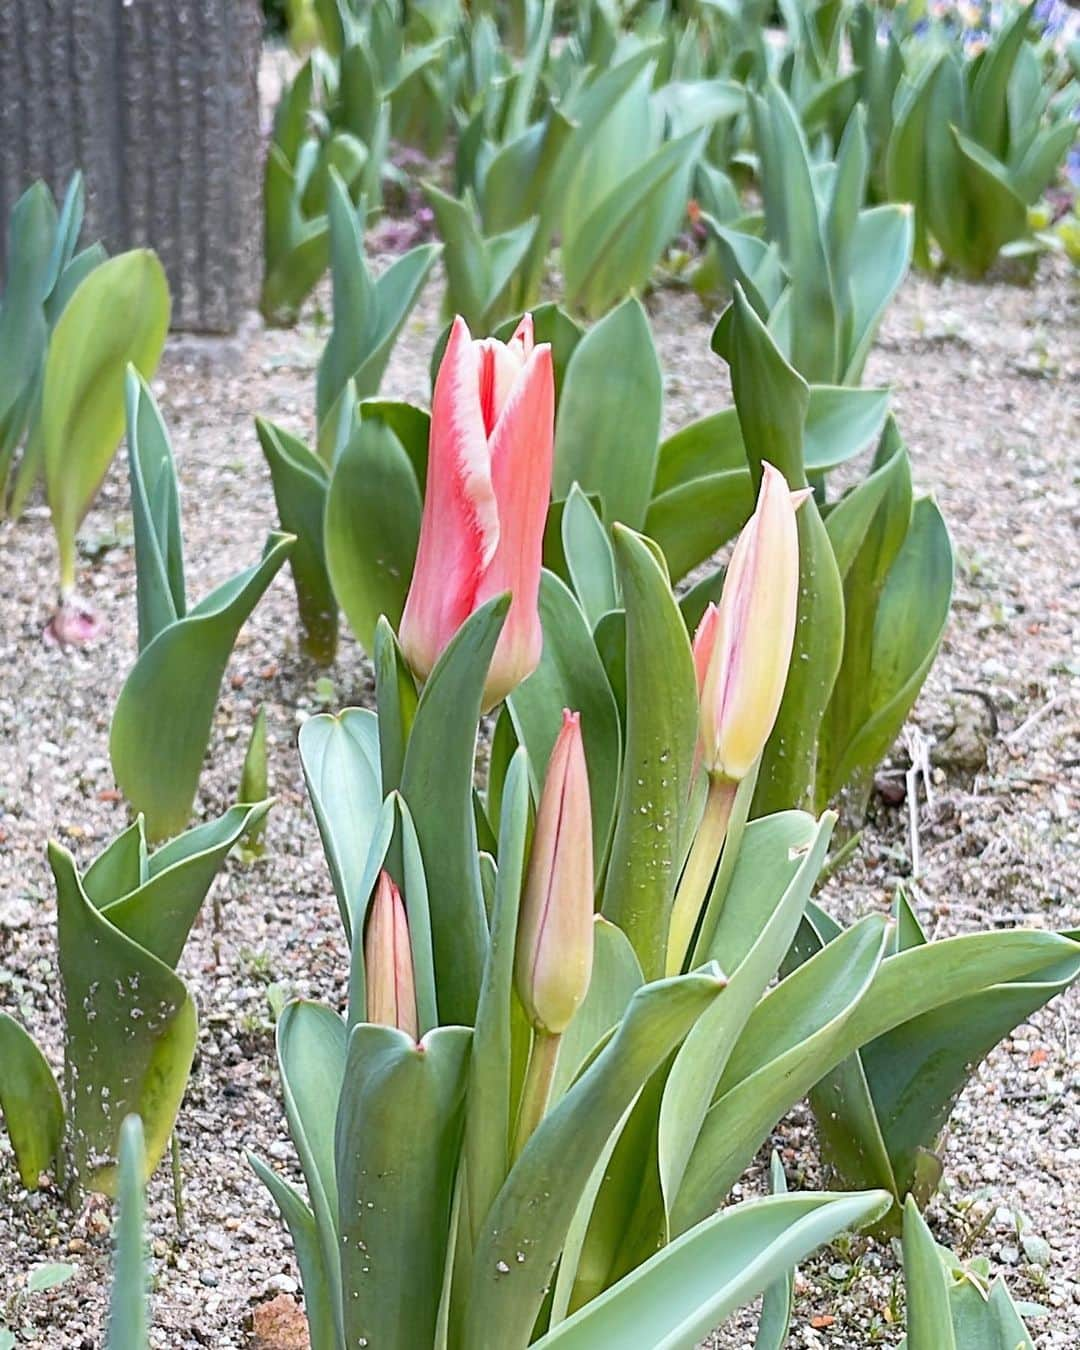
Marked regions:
[256,417,337,664]
[49,842,197,1195]
[324,414,422,654]
[248,1156,342,1350]
[106,1115,148,1350]
[553,297,662,531]
[507,569,622,868]
[563,130,707,320]
[463,968,727,1349]
[43,249,170,595]
[298,707,383,939]
[0,1013,64,1189]
[400,596,509,1024]
[110,533,293,840]
[901,1199,958,1350]
[560,484,618,629]
[534,1188,891,1350]
[602,528,699,979]
[98,802,271,969]
[336,1024,472,1350]
[124,370,186,651]
[276,1000,348,1337]
[463,750,531,1246]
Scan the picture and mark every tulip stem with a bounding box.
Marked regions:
[665,776,738,977]
[513,1029,562,1160]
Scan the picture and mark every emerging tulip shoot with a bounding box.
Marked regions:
[513,709,594,1154]
[667,463,807,974]
[400,313,555,712]
[365,871,419,1040]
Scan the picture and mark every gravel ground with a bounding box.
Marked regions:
[0,250,1077,1348]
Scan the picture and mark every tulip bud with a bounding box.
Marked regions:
[364,871,419,1039]
[514,710,594,1035]
[400,313,555,711]
[693,461,808,782]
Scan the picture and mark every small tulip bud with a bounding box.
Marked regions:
[693,461,807,783]
[514,710,594,1035]
[364,871,419,1039]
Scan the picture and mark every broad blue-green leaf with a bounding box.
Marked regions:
[124,371,185,651]
[372,617,419,795]
[553,297,662,531]
[660,812,834,1215]
[563,130,707,319]
[843,205,912,383]
[399,597,509,1024]
[248,1157,342,1350]
[49,843,197,1195]
[106,1115,148,1350]
[751,85,839,383]
[463,969,727,1349]
[533,1189,891,1349]
[561,484,618,629]
[276,1001,347,1343]
[754,1154,796,1350]
[336,1025,471,1350]
[729,291,843,813]
[256,417,337,663]
[110,533,293,840]
[644,469,753,583]
[99,802,270,969]
[821,494,953,806]
[902,1199,958,1350]
[44,250,170,596]
[463,751,530,1245]
[298,707,383,939]
[324,414,422,653]
[601,528,699,979]
[508,570,621,867]
[0,1014,63,1189]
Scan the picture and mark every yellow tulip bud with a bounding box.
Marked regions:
[692,461,807,782]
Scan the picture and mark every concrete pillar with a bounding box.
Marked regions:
[0,0,263,332]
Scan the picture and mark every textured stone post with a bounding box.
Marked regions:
[0,0,263,332]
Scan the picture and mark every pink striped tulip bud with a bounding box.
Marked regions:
[364,871,419,1039]
[515,710,595,1035]
[692,462,809,782]
[400,314,555,711]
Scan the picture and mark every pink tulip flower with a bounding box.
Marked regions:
[400,314,554,710]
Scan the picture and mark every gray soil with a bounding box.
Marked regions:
[0,251,1077,1348]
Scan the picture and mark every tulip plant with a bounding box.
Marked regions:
[0,174,170,641]
[706,86,913,387]
[0,174,105,520]
[0,802,267,1198]
[249,314,1080,1350]
[885,3,1079,274]
[786,892,1080,1230]
[110,373,293,840]
[900,1197,1042,1348]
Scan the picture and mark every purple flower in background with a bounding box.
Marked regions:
[1067,145,1080,190]
[1035,0,1066,36]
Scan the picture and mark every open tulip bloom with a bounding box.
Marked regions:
[400,313,555,711]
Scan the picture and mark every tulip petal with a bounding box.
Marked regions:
[400,316,499,679]
[476,342,555,706]
[700,462,801,780]
[691,603,720,696]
